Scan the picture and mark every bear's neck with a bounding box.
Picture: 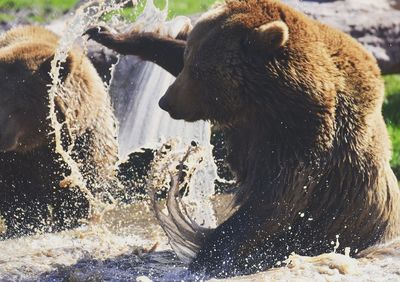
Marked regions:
[222,119,323,199]
[223,108,329,175]
[221,110,355,208]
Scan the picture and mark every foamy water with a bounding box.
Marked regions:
[0,203,172,281]
[2,200,400,281]
[0,0,399,281]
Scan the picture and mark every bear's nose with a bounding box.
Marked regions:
[158,95,170,112]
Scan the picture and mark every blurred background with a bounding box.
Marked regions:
[0,0,399,178]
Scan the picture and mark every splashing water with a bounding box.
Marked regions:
[47,0,131,215]
[109,0,218,228]
[47,0,217,264]
[47,0,216,227]
[147,141,218,263]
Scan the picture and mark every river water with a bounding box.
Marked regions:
[1,198,400,281]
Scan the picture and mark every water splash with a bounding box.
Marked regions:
[147,141,216,262]
[109,0,218,229]
[46,0,218,258]
[47,0,130,215]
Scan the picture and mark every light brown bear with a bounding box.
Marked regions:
[0,26,118,238]
[87,0,400,278]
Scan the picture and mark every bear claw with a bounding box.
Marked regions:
[84,26,111,42]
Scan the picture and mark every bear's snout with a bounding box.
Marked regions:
[0,117,39,152]
[158,95,170,112]
[159,78,203,122]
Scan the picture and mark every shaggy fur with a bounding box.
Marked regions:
[87,0,400,278]
[0,26,118,238]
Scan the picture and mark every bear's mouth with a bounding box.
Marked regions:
[0,122,41,153]
[167,109,203,122]
[0,132,19,152]
[159,95,204,122]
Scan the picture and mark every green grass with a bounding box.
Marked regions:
[0,0,77,10]
[383,75,400,178]
[159,0,216,17]
[0,0,78,22]
[0,13,15,22]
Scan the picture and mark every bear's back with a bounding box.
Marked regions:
[0,26,59,48]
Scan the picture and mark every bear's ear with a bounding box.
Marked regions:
[250,21,289,52]
[38,55,73,83]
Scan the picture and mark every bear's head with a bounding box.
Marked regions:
[159,3,291,124]
[159,0,337,149]
[0,43,71,153]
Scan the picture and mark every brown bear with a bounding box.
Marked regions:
[0,26,118,238]
[86,0,400,278]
